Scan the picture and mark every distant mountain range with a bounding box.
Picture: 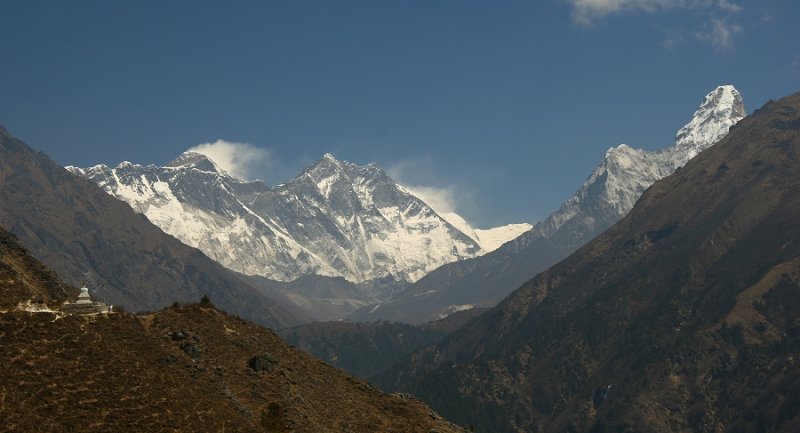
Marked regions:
[0,127,307,329]
[69,153,528,285]
[69,150,526,292]
[378,91,800,432]
[68,144,528,320]
[0,86,747,326]
[351,85,746,323]
[2,86,795,433]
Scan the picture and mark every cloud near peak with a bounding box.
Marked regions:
[403,185,458,214]
[386,158,471,219]
[696,17,741,52]
[187,140,270,180]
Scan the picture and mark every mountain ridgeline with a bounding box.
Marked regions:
[0,128,308,328]
[378,92,800,432]
[69,153,527,285]
[351,85,747,324]
[69,150,528,319]
[1,85,795,433]
[64,86,741,324]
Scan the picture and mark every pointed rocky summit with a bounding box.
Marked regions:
[673,84,746,162]
[166,151,229,175]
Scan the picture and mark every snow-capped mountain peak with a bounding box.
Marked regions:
[531,85,746,244]
[71,150,526,287]
[674,85,746,163]
[166,151,233,177]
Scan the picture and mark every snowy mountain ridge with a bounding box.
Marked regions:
[437,211,531,252]
[531,85,746,242]
[346,85,748,324]
[68,152,526,286]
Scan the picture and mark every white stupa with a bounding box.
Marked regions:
[62,285,109,314]
[76,287,92,304]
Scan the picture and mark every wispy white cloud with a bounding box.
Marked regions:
[386,158,472,219]
[566,0,745,51]
[567,0,741,23]
[715,0,741,13]
[403,185,458,214]
[568,0,673,24]
[187,139,270,180]
[696,17,741,51]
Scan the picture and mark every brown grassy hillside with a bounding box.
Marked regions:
[1,305,467,432]
[0,225,465,433]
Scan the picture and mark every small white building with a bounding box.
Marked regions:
[76,287,92,304]
[62,286,110,314]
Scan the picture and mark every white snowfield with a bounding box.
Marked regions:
[438,211,531,253]
[69,152,527,285]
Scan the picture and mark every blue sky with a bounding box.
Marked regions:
[1,0,798,227]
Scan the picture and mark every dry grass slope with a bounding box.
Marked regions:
[0,225,465,433]
[0,306,466,432]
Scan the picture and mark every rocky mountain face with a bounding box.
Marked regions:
[0,127,307,329]
[0,237,466,433]
[69,153,526,290]
[351,85,746,324]
[378,92,800,432]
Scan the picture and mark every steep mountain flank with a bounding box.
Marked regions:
[0,227,74,308]
[353,85,746,324]
[379,92,800,433]
[0,237,466,433]
[0,127,307,328]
